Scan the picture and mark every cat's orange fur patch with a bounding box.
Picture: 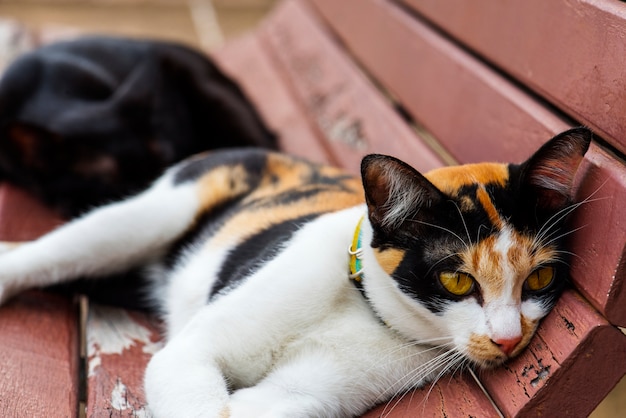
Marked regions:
[218,406,230,418]
[374,248,405,275]
[196,164,251,214]
[461,228,559,305]
[425,163,509,196]
[515,315,539,357]
[476,186,503,228]
[467,333,504,363]
[467,235,507,298]
[199,155,364,248]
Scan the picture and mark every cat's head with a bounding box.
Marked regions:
[360,127,591,368]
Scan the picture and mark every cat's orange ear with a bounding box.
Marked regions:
[520,127,591,212]
[361,154,444,231]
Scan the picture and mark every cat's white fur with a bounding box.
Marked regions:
[0,163,546,418]
[145,206,448,418]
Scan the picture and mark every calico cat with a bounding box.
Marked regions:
[0,127,590,417]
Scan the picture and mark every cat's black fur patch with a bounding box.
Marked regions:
[210,214,319,298]
[173,148,269,185]
[382,199,484,313]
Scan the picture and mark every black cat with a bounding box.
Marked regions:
[0,36,276,217]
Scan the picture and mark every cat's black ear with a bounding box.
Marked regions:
[361,154,444,231]
[520,127,591,212]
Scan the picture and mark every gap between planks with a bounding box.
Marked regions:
[78,295,89,418]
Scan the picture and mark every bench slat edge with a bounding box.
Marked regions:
[0,291,80,418]
[400,0,626,156]
[261,0,445,175]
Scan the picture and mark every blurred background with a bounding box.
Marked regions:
[0,0,277,52]
[0,0,623,416]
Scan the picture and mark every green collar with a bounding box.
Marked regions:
[348,216,365,283]
[348,216,390,328]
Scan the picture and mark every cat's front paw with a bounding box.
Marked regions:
[229,389,285,418]
[229,388,312,418]
[228,398,271,418]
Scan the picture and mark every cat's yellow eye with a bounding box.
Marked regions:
[525,267,555,291]
[439,272,475,296]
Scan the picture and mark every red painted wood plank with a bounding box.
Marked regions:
[362,373,500,418]
[481,290,626,417]
[0,291,79,418]
[86,304,162,418]
[0,184,77,417]
[308,0,569,165]
[568,144,626,326]
[0,183,63,241]
[212,32,333,166]
[259,0,445,175]
[401,0,626,156]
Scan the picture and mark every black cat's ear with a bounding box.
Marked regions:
[520,127,591,212]
[361,154,444,231]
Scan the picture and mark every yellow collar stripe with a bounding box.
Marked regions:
[348,216,365,281]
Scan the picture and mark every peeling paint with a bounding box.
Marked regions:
[562,316,576,333]
[110,378,153,418]
[87,304,162,376]
[529,359,551,387]
[111,378,129,410]
[325,115,367,150]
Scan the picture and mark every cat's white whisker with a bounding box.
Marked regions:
[534,192,605,248]
[424,252,464,277]
[409,219,468,249]
[551,249,579,264]
[477,223,490,243]
[452,201,473,250]
[543,224,588,248]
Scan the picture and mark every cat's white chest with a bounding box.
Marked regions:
[150,206,443,414]
[160,208,367,366]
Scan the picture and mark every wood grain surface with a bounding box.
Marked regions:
[401,0,626,155]
[259,0,444,175]
[309,0,569,165]
[0,291,79,418]
[213,32,333,166]
[568,144,626,326]
[0,183,63,241]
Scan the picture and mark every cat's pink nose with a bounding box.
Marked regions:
[492,336,522,356]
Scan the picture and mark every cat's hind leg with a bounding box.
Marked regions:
[0,172,201,304]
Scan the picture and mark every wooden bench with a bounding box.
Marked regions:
[1,0,626,416]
